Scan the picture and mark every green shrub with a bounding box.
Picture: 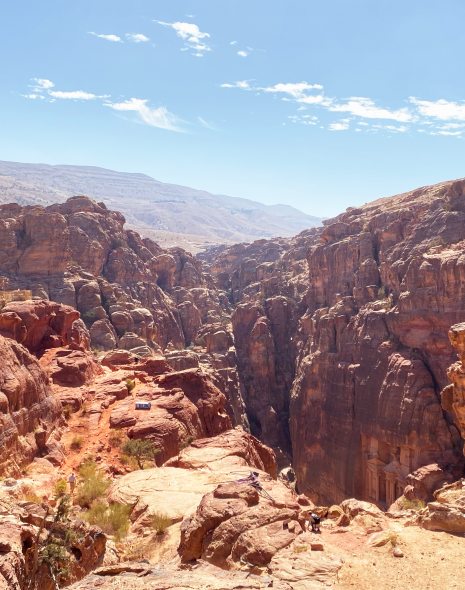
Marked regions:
[83,502,131,541]
[75,460,111,508]
[62,404,74,420]
[54,479,68,499]
[81,310,97,326]
[121,439,160,470]
[180,435,195,450]
[150,511,171,535]
[70,435,84,450]
[125,378,135,393]
[80,403,88,415]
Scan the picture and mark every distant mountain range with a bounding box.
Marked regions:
[0,160,323,252]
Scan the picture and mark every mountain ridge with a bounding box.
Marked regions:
[0,160,323,252]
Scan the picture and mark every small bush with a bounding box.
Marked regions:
[180,435,195,450]
[109,428,125,447]
[120,454,138,471]
[54,479,68,499]
[81,310,97,326]
[63,404,74,420]
[25,493,42,503]
[83,502,131,541]
[121,439,160,470]
[430,236,445,248]
[150,511,171,535]
[401,498,426,511]
[71,435,84,450]
[75,460,111,508]
[377,286,386,299]
[125,378,135,393]
[80,403,88,416]
[293,544,308,553]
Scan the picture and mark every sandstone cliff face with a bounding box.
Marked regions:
[204,179,465,504]
[0,196,247,429]
[0,334,62,476]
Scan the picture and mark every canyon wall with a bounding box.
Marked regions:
[204,178,465,505]
[2,179,465,506]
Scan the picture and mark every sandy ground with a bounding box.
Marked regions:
[318,523,465,590]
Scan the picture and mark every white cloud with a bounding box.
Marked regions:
[238,51,248,57]
[22,94,45,99]
[297,106,306,111]
[410,97,465,121]
[104,98,182,131]
[329,122,349,131]
[88,32,122,42]
[156,21,209,39]
[230,41,237,45]
[198,116,217,129]
[31,78,54,90]
[373,124,409,133]
[357,121,369,126]
[437,130,463,136]
[126,33,149,43]
[155,21,210,55]
[185,14,195,18]
[48,90,99,100]
[221,80,250,89]
[262,82,323,98]
[329,98,412,122]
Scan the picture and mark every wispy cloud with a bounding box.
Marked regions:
[198,116,218,130]
[49,90,105,100]
[88,32,122,42]
[261,82,323,98]
[329,97,413,122]
[237,51,248,57]
[230,40,237,45]
[329,122,349,131]
[126,33,149,43]
[104,98,183,131]
[155,20,210,56]
[221,80,251,89]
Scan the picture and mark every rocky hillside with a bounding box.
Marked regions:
[0,161,323,251]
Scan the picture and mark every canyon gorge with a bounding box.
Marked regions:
[1,177,465,589]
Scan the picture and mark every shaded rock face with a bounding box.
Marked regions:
[202,178,465,505]
[0,334,62,476]
[0,507,106,589]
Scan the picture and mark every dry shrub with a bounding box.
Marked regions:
[386,531,399,547]
[293,544,308,553]
[109,428,125,447]
[401,498,426,511]
[83,503,131,541]
[25,493,42,503]
[54,478,67,499]
[121,537,154,561]
[62,404,74,420]
[75,460,111,508]
[70,435,84,450]
[150,511,171,535]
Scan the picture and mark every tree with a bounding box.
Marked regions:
[121,439,160,469]
[28,495,72,590]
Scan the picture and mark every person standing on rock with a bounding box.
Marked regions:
[68,471,76,496]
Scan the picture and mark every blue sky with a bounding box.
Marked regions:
[2,1,465,217]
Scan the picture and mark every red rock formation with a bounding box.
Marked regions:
[0,300,89,354]
[204,178,465,506]
[0,334,62,476]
